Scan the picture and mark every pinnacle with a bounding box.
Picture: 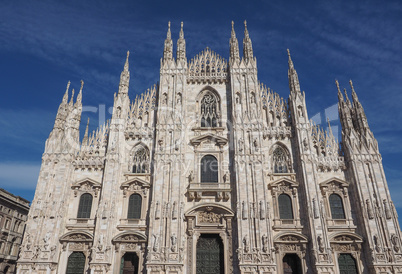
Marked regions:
[124,51,130,71]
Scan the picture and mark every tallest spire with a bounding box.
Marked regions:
[163,21,173,61]
[229,21,240,64]
[176,22,186,62]
[287,49,301,94]
[243,20,253,62]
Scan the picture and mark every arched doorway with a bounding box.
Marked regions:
[196,234,224,274]
[282,253,302,274]
[338,253,358,274]
[120,252,139,274]
[66,252,86,274]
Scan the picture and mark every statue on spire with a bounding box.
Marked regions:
[163,21,173,61]
[177,22,186,62]
[229,21,240,64]
[243,20,253,62]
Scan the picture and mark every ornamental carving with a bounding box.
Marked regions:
[198,211,222,223]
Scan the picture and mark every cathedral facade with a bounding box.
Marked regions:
[16,22,402,274]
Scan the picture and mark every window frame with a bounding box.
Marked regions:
[200,155,219,183]
[197,89,221,128]
[278,193,294,220]
[77,193,93,219]
[329,193,346,220]
[127,193,142,220]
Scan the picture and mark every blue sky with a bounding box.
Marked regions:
[0,0,401,217]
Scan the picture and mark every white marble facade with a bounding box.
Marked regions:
[16,21,402,274]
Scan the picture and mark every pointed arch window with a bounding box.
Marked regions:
[273,147,289,173]
[77,193,93,219]
[201,92,218,127]
[201,155,218,183]
[329,194,346,219]
[278,194,293,220]
[132,146,149,173]
[127,194,142,219]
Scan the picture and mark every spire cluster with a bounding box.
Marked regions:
[163,21,187,64]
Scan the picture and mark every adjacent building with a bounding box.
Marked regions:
[0,189,30,274]
[17,21,402,273]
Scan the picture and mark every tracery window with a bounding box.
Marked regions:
[329,194,346,219]
[201,155,218,183]
[77,193,93,219]
[127,194,142,219]
[132,146,149,173]
[273,147,288,173]
[201,92,218,127]
[278,194,293,220]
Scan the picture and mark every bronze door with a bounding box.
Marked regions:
[196,234,224,274]
[338,254,358,274]
[120,252,139,274]
[66,252,85,274]
[282,254,302,274]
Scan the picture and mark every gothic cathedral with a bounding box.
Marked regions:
[17,21,402,274]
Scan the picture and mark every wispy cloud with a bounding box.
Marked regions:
[0,162,40,190]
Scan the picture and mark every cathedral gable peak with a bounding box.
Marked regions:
[72,178,101,190]
[189,133,228,148]
[188,47,228,83]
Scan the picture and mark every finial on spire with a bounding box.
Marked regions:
[80,80,84,92]
[231,21,236,38]
[62,81,70,103]
[349,79,356,95]
[177,22,186,61]
[335,80,341,93]
[287,49,294,69]
[124,51,130,71]
[244,20,249,38]
[69,88,75,106]
[167,21,171,39]
[336,80,343,101]
[180,22,184,38]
